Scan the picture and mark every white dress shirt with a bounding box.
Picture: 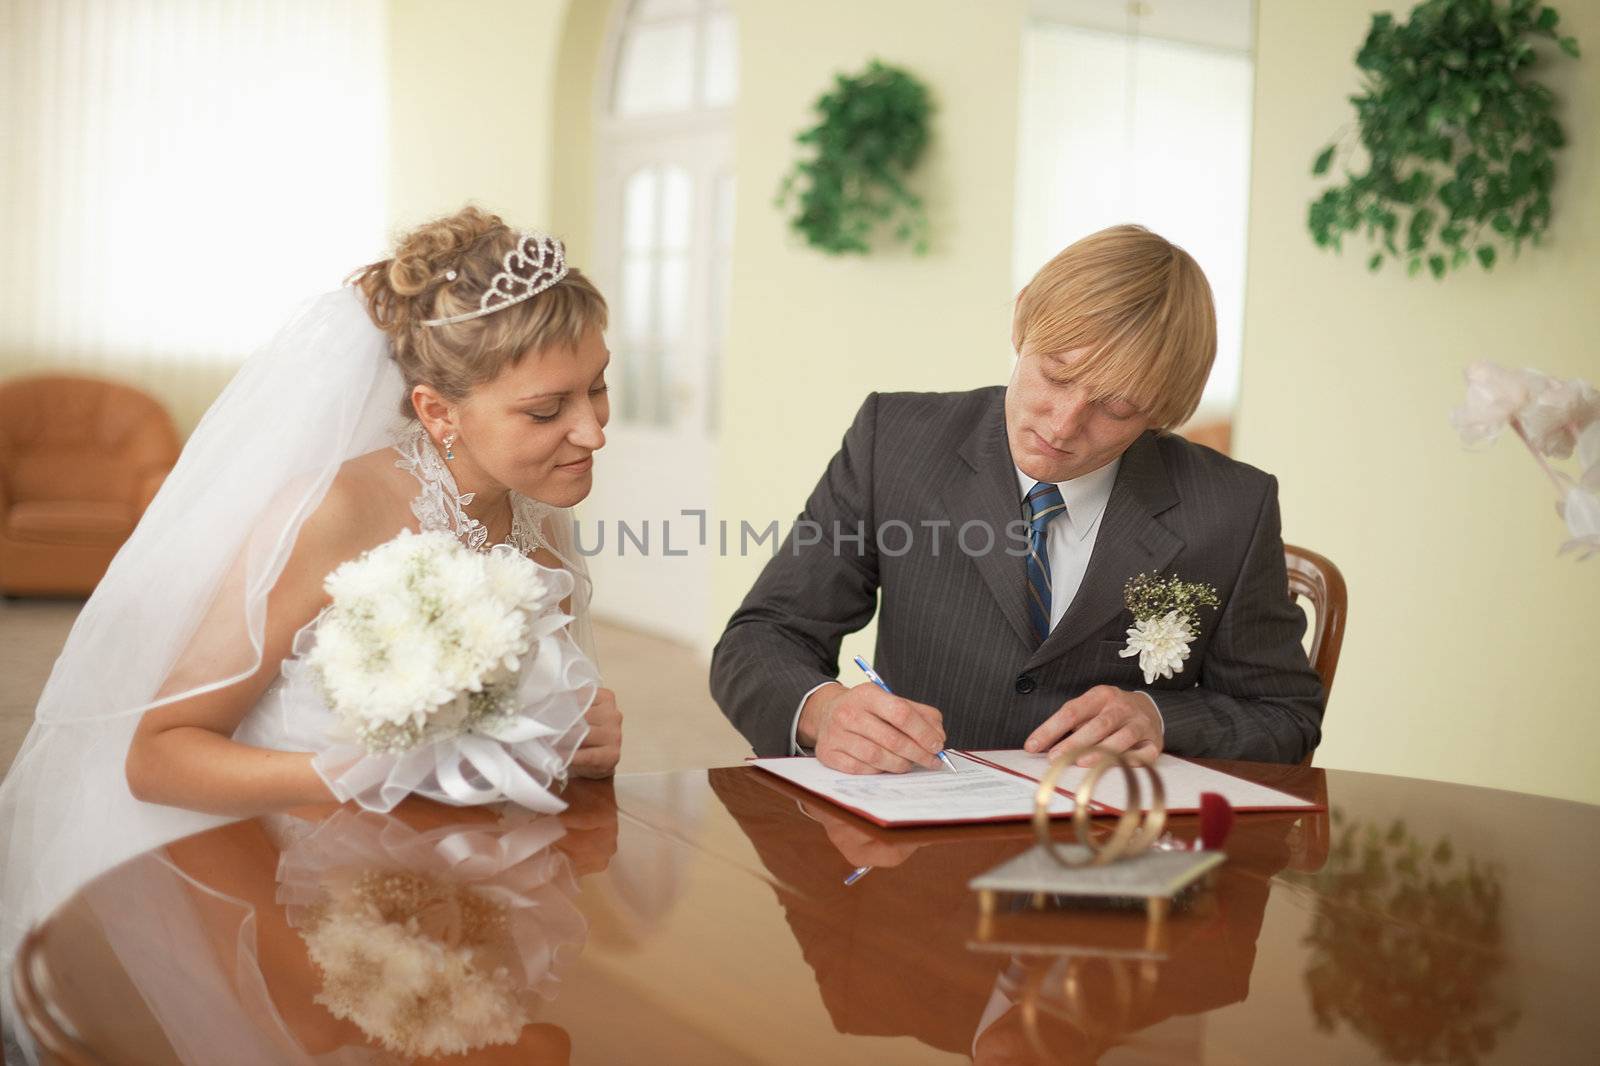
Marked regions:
[790,456,1158,753]
[1015,457,1162,733]
[1014,458,1120,631]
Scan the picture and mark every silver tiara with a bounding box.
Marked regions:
[421,231,569,327]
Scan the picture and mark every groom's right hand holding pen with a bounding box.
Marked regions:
[796,660,948,775]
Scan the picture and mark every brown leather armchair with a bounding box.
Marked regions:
[0,374,181,596]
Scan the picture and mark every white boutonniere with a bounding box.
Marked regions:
[1119,572,1220,685]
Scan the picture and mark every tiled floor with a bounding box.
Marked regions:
[0,598,753,779]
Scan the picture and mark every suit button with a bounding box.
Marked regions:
[1015,674,1037,695]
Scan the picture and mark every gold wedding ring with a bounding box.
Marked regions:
[1031,746,1168,866]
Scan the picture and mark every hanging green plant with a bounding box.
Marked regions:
[777,59,933,255]
[1307,0,1579,279]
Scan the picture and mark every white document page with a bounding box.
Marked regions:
[750,755,1076,826]
[967,751,1315,813]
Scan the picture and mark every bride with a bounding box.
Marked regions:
[0,206,623,1051]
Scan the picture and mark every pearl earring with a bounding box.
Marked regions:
[442,433,456,461]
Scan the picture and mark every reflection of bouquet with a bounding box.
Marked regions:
[1452,361,1600,558]
[300,869,525,1056]
[282,530,599,811]
[310,530,559,754]
[278,809,586,1058]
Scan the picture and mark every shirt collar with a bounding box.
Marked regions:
[1014,457,1122,544]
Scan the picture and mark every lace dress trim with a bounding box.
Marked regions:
[391,423,554,556]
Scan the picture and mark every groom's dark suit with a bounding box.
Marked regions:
[710,387,1325,762]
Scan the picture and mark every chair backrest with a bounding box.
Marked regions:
[1285,544,1345,768]
[1284,541,1346,699]
[0,374,180,504]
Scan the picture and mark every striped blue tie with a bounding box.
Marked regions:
[1025,481,1067,644]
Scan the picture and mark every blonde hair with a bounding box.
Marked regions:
[1011,225,1216,429]
[350,206,609,417]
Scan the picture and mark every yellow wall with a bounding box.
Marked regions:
[711,0,1028,654]
[1239,1,1600,803]
[386,0,570,234]
[548,0,615,259]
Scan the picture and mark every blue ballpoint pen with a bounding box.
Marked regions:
[852,655,959,773]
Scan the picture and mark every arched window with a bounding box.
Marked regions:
[598,0,737,432]
[584,0,737,648]
[611,0,738,118]
[1014,1,1254,430]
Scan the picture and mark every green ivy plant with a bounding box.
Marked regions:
[777,60,933,255]
[1307,0,1579,279]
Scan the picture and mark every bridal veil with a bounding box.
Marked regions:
[0,286,596,1052]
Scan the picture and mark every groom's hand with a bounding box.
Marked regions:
[799,683,946,774]
[1024,686,1162,767]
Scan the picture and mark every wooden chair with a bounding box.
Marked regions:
[1285,543,1346,766]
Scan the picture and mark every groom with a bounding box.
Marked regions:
[710,225,1324,772]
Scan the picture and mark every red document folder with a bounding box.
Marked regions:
[749,749,1320,829]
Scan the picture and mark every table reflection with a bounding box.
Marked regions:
[1287,809,1520,1066]
[707,766,1320,1064]
[74,786,618,1063]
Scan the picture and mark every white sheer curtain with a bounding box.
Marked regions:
[1013,20,1253,418]
[0,0,388,378]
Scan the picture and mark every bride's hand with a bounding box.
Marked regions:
[571,687,622,778]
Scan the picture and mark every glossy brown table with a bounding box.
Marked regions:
[12,760,1599,1064]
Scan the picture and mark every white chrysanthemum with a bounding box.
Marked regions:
[484,548,549,609]
[310,529,563,753]
[1119,609,1196,685]
[309,618,365,674]
[372,633,446,718]
[431,544,490,602]
[453,600,531,674]
[326,554,395,605]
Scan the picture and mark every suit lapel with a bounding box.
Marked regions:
[939,392,1035,648]
[1025,431,1184,671]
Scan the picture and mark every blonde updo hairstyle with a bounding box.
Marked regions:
[350,206,608,418]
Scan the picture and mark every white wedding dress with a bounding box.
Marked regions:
[0,287,599,1064]
[234,423,599,814]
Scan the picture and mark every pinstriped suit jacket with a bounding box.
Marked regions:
[709,387,1325,762]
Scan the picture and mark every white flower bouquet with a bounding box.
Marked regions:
[1452,361,1600,559]
[311,530,556,754]
[281,530,598,812]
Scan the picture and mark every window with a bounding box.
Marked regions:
[611,0,738,117]
[1013,7,1254,420]
[0,0,389,367]
[600,0,736,432]
[582,0,737,644]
